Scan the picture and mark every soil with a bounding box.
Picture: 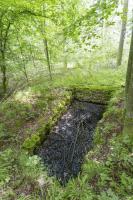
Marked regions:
[35,100,105,185]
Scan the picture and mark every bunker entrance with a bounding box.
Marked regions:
[35,100,105,185]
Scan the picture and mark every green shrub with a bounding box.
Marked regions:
[98,189,119,200]
[0,149,14,187]
[22,133,41,151]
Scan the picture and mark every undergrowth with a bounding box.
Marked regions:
[32,66,125,89]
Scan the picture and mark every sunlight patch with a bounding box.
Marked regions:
[15,88,39,104]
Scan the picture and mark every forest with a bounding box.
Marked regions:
[0,0,133,199]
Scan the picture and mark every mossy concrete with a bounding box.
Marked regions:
[71,85,116,104]
[22,92,72,152]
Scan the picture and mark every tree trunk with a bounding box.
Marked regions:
[43,37,52,80]
[64,57,68,69]
[123,25,133,139]
[29,42,36,69]
[1,51,7,93]
[117,0,129,67]
[63,35,68,69]
[0,20,11,94]
[41,5,52,80]
[15,27,29,83]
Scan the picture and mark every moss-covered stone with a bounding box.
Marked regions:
[22,92,73,152]
[94,89,124,148]
[72,85,116,104]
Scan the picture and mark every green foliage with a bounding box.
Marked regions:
[22,133,41,150]
[120,173,133,193]
[19,153,43,180]
[46,181,64,200]
[0,149,14,187]
[17,195,34,200]
[82,159,103,181]
[64,177,94,200]
[0,188,16,200]
[98,189,119,200]
[0,124,7,139]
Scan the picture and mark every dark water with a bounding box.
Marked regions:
[35,100,105,185]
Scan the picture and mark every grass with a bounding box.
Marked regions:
[31,66,126,89]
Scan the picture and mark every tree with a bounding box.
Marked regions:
[0,1,34,93]
[117,0,129,67]
[42,4,52,80]
[123,24,133,139]
[42,26,52,80]
[0,8,13,93]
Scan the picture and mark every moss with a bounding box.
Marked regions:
[22,133,41,151]
[93,89,124,152]
[71,84,118,91]
[22,93,72,152]
[74,91,111,104]
[71,85,116,104]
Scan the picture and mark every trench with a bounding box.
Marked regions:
[35,100,105,185]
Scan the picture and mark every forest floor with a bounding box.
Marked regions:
[0,68,133,200]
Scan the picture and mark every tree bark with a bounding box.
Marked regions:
[43,37,52,80]
[0,21,11,94]
[15,26,29,83]
[41,5,52,80]
[1,51,7,93]
[117,0,129,67]
[63,35,68,69]
[64,57,68,69]
[123,25,133,139]
[29,42,36,69]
